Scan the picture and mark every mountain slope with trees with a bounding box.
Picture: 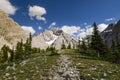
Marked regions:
[0,9,28,48]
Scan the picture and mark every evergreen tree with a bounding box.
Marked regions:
[76,39,81,53]
[77,39,81,49]
[15,39,24,60]
[1,45,9,62]
[85,36,91,48]
[81,39,87,53]
[49,46,58,56]
[46,46,50,51]
[24,33,32,57]
[90,22,109,58]
[15,42,23,60]
[10,47,14,62]
[61,41,66,49]
[0,52,2,62]
[67,43,71,49]
[20,39,24,58]
[111,38,120,63]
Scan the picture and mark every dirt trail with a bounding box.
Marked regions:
[52,54,81,80]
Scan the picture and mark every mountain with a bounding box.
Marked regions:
[101,20,120,46]
[0,9,28,48]
[32,28,77,49]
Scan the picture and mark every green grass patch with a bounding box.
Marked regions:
[0,52,59,80]
[70,53,120,80]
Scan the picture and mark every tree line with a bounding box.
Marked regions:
[76,22,120,64]
[0,33,38,63]
[0,23,120,64]
[60,22,120,64]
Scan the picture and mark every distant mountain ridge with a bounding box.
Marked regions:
[1,8,120,49]
[32,28,77,49]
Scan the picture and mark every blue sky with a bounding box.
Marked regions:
[0,0,120,36]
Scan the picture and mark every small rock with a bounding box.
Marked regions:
[20,70,24,73]
[91,68,97,71]
[5,73,10,77]
[26,78,29,80]
[78,63,81,65]
[108,71,112,74]
[87,74,91,76]
[101,78,105,80]
[103,72,107,77]
[13,76,17,80]
[100,64,104,66]
[6,66,10,70]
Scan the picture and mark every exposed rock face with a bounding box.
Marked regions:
[32,30,53,49]
[101,20,120,46]
[0,9,28,48]
[52,32,77,50]
[32,28,77,49]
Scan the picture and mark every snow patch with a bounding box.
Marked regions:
[103,30,112,33]
[46,34,58,45]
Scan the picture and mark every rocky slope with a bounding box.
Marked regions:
[32,28,77,49]
[0,9,28,48]
[101,20,120,46]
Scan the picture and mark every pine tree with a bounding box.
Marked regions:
[67,43,71,49]
[1,45,9,62]
[111,40,118,63]
[111,37,120,63]
[46,46,50,51]
[77,39,81,49]
[24,33,32,57]
[90,22,109,58]
[20,39,24,58]
[28,33,32,54]
[49,46,58,56]
[76,39,81,53]
[0,52,2,62]
[15,42,23,60]
[81,39,87,53]
[61,41,66,49]
[9,47,14,62]
[85,36,91,48]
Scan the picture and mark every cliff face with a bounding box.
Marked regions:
[0,9,28,48]
[32,28,77,49]
[101,21,120,46]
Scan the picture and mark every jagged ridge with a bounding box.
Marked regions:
[32,28,77,49]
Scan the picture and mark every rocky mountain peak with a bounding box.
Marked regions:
[32,28,77,49]
[51,28,63,36]
[101,20,120,46]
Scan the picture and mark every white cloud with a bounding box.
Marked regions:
[0,0,17,15]
[78,26,93,39]
[61,25,80,35]
[28,5,46,22]
[98,23,108,32]
[38,26,42,30]
[78,23,108,39]
[105,17,116,22]
[49,22,56,29]
[21,26,36,35]
[78,31,86,39]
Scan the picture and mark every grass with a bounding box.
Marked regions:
[0,52,59,80]
[0,49,120,80]
[69,52,120,80]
